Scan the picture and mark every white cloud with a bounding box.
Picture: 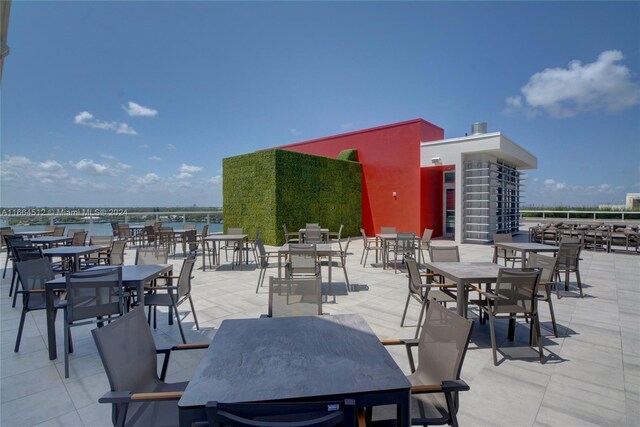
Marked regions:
[505,50,640,118]
[74,111,138,135]
[167,144,176,150]
[139,144,150,149]
[1,155,68,185]
[130,173,161,185]
[209,175,222,185]
[289,128,302,136]
[123,101,158,117]
[72,159,131,176]
[73,159,114,176]
[544,179,556,185]
[175,172,193,180]
[179,163,203,173]
[148,156,162,161]
[100,153,116,160]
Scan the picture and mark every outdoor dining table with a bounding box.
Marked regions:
[30,236,73,248]
[14,230,54,237]
[45,263,173,360]
[202,234,248,270]
[178,314,411,427]
[278,243,340,301]
[375,233,418,269]
[493,242,560,266]
[42,245,108,272]
[424,261,502,318]
[298,227,329,243]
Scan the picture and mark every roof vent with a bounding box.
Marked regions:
[471,122,487,135]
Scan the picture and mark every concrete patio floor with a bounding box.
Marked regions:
[1,234,638,426]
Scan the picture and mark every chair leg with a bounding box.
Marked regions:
[64,323,70,378]
[341,263,350,291]
[414,299,428,339]
[11,278,19,308]
[362,248,369,268]
[547,297,559,337]
[576,269,583,298]
[2,254,8,278]
[14,308,27,352]
[188,296,199,330]
[487,311,499,366]
[9,268,16,297]
[400,293,411,327]
[360,245,366,265]
[444,391,460,427]
[173,302,187,344]
[256,268,263,293]
[534,314,544,363]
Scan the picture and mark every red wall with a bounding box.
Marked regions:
[278,119,444,236]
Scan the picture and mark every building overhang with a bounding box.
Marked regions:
[420,132,537,169]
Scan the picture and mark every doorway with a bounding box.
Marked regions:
[443,171,455,238]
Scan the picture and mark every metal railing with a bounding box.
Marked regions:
[0,209,223,227]
[521,210,640,222]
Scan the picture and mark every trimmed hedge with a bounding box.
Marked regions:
[337,148,358,162]
[223,149,362,245]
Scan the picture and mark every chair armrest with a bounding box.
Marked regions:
[411,379,469,394]
[380,338,418,347]
[171,343,209,351]
[130,391,183,401]
[468,285,498,299]
[98,391,133,404]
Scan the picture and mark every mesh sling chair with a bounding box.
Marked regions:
[390,232,416,273]
[304,225,323,244]
[268,276,323,318]
[14,258,64,352]
[526,253,560,337]
[255,238,279,293]
[329,224,344,251]
[201,399,357,427]
[320,237,352,291]
[418,228,433,265]
[64,267,126,378]
[555,240,583,298]
[286,244,321,279]
[7,238,34,300]
[492,233,519,267]
[92,307,209,427]
[471,268,543,366]
[374,302,474,427]
[11,245,44,307]
[402,257,456,339]
[282,224,300,244]
[144,255,199,344]
[360,228,383,268]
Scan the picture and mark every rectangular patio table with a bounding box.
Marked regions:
[42,245,108,272]
[493,242,559,266]
[278,243,340,301]
[14,230,54,237]
[375,233,418,269]
[30,236,73,248]
[424,261,502,317]
[202,234,248,270]
[45,263,173,360]
[178,314,411,427]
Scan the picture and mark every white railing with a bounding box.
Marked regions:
[0,209,223,226]
[521,210,639,222]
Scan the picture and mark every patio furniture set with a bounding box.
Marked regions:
[529,221,639,252]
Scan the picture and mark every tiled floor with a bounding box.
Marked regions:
[1,234,638,426]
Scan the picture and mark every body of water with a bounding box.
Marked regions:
[1,221,223,237]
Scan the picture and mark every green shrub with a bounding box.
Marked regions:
[337,149,358,162]
[223,149,362,245]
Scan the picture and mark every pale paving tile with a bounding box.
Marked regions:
[0,232,638,426]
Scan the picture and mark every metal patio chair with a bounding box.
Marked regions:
[255,238,279,293]
[526,253,560,337]
[360,228,383,268]
[268,276,322,317]
[492,233,519,267]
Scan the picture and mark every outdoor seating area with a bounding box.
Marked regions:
[529,221,640,253]
[0,228,638,426]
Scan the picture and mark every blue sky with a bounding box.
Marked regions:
[2,1,639,208]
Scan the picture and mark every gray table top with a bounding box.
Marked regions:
[279,243,336,254]
[179,314,410,408]
[425,261,502,283]
[31,236,73,244]
[46,264,172,287]
[495,242,559,251]
[14,230,54,236]
[203,234,247,241]
[42,245,108,256]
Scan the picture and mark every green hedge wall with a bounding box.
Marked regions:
[223,149,362,246]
